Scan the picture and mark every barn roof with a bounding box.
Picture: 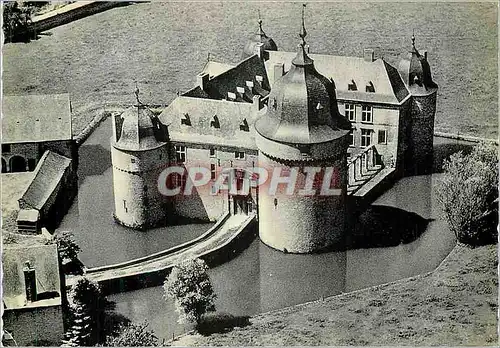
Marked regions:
[2,94,73,144]
[19,151,72,211]
[2,243,61,309]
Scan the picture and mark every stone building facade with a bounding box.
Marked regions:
[111,13,438,252]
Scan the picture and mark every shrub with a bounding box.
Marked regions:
[63,277,112,346]
[3,1,33,43]
[104,321,160,347]
[163,258,216,325]
[437,142,498,246]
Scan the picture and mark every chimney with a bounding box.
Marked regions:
[252,95,261,111]
[23,261,37,303]
[196,72,210,90]
[422,50,428,60]
[363,48,375,62]
[273,63,284,82]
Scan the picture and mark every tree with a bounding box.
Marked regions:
[51,231,81,264]
[104,321,160,347]
[63,277,112,346]
[3,2,33,43]
[46,230,83,275]
[163,258,216,325]
[437,142,498,246]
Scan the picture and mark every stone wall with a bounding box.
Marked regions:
[257,150,348,253]
[3,305,64,346]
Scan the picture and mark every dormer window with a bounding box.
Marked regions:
[227,92,236,100]
[256,75,263,84]
[239,118,250,132]
[246,81,254,88]
[348,80,357,91]
[210,115,220,128]
[316,102,323,110]
[236,86,245,94]
[181,113,191,126]
[365,81,375,93]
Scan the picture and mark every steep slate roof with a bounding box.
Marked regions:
[2,244,61,309]
[2,94,72,144]
[256,43,350,145]
[200,61,235,79]
[114,105,167,151]
[265,51,410,105]
[198,55,271,101]
[19,151,72,211]
[159,96,259,150]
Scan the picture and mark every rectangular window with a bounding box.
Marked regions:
[345,104,355,121]
[131,158,136,164]
[123,200,128,213]
[378,129,387,144]
[361,129,372,147]
[348,130,355,146]
[361,105,372,123]
[175,145,186,163]
[211,163,216,180]
[234,151,245,159]
[2,144,11,153]
[209,148,216,158]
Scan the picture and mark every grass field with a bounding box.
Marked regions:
[171,243,497,346]
[2,2,498,138]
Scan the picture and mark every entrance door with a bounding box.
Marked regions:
[233,197,248,215]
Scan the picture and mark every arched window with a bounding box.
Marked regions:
[10,156,27,172]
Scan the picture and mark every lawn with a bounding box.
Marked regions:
[172,243,498,346]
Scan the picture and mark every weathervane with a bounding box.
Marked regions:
[134,81,142,105]
[299,4,307,46]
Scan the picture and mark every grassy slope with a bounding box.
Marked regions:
[172,244,498,346]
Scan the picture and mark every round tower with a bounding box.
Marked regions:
[398,34,438,175]
[254,7,351,253]
[241,11,278,60]
[111,92,170,230]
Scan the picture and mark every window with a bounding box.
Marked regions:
[348,130,355,146]
[366,81,375,93]
[270,97,277,110]
[361,105,372,123]
[210,115,220,128]
[345,104,355,121]
[2,144,11,153]
[256,75,263,83]
[211,163,216,180]
[209,147,216,158]
[131,158,136,164]
[348,79,357,91]
[181,113,191,126]
[239,118,249,132]
[361,129,372,147]
[175,145,186,163]
[378,129,387,144]
[123,200,128,213]
[172,173,187,189]
[235,151,245,159]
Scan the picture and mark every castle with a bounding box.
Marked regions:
[110,9,438,253]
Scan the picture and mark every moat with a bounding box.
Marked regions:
[57,119,468,340]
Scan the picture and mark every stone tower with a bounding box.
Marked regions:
[111,91,170,229]
[398,34,438,175]
[254,6,351,253]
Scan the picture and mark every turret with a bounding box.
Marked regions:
[398,33,438,175]
[241,11,278,61]
[254,5,351,253]
[111,88,170,229]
